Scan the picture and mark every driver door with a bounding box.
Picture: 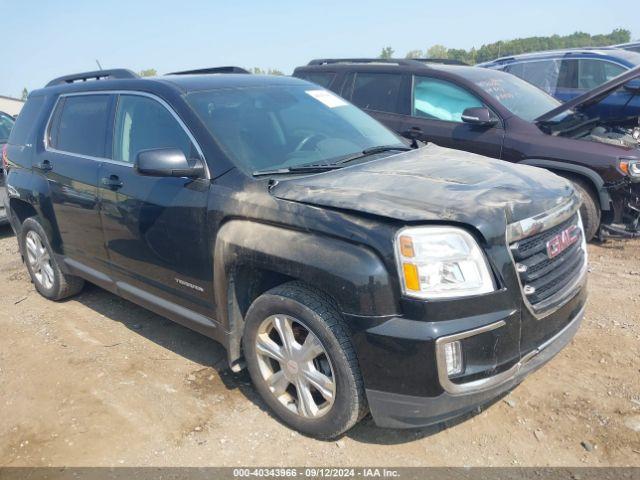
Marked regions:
[98,93,214,317]
[401,75,505,160]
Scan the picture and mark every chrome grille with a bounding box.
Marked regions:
[510,212,587,316]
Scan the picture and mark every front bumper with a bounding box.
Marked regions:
[365,303,585,429]
[604,178,640,235]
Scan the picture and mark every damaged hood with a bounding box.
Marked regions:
[536,65,640,122]
[271,144,576,239]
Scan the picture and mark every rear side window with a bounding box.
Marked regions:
[113,95,196,163]
[350,73,402,113]
[505,60,560,95]
[8,96,45,146]
[298,72,336,89]
[48,95,111,158]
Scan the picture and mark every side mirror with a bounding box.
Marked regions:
[624,78,640,93]
[461,107,498,127]
[135,148,205,178]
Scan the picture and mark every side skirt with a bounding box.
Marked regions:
[63,257,227,346]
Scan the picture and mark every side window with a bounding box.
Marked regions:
[351,73,402,113]
[49,95,111,157]
[504,62,525,78]
[520,60,560,95]
[412,76,484,122]
[299,72,336,89]
[578,59,626,89]
[113,95,196,164]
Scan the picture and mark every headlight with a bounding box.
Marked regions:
[620,158,640,177]
[394,226,495,299]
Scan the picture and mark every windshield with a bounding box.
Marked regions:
[461,68,562,122]
[0,113,15,143]
[186,85,404,173]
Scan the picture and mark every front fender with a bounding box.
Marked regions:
[213,220,399,367]
[214,219,398,319]
[519,159,611,211]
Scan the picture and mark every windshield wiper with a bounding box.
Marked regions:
[252,145,411,177]
[332,145,411,165]
[252,164,344,177]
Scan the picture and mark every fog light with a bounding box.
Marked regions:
[443,340,463,376]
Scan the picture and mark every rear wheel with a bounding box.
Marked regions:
[21,217,84,300]
[243,282,367,438]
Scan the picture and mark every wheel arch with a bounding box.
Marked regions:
[213,219,399,369]
[518,159,610,211]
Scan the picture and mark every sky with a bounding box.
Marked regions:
[1,0,636,98]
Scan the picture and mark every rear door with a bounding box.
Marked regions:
[42,93,113,272]
[342,71,409,134]
[401,75,504,159]
[98,93,213,317]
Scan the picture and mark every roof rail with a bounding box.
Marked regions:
[411,58,469,66]
[45,69,139,87]
[307,58,425,67]
[167,66,251,75]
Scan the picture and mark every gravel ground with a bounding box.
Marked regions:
[0,224,639,467]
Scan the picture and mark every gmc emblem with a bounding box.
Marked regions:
[546,225,580,259]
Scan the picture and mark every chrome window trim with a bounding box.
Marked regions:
[43,90,210,179]
[435,303,585,396]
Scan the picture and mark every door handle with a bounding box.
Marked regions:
[34,160,53,172]
[101,174,123,190]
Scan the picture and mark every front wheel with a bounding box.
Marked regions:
[242,282,367,439]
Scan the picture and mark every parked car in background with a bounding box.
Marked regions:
[0,111,16,225]
[613,42,640,54]
[4,67,588,438]
[477,48,640,121]
[293,59,640,240]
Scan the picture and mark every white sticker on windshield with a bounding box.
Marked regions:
[305,89,348,108]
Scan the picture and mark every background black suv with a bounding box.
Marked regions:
[293,59,640,241]
[4,68,587,438]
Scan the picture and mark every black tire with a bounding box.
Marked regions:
[242,281,367,439]
[570,178,601,242]
[20,217,84,300]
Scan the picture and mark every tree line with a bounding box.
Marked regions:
[379,28,632,64]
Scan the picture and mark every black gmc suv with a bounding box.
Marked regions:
[3,68,588,438]
[293,59,640,241]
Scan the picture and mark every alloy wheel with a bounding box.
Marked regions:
[25,230,54,290]
[255,314,336,418]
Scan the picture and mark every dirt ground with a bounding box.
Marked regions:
[0,224,638,467]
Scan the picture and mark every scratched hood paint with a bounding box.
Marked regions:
[271,144,575,237]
